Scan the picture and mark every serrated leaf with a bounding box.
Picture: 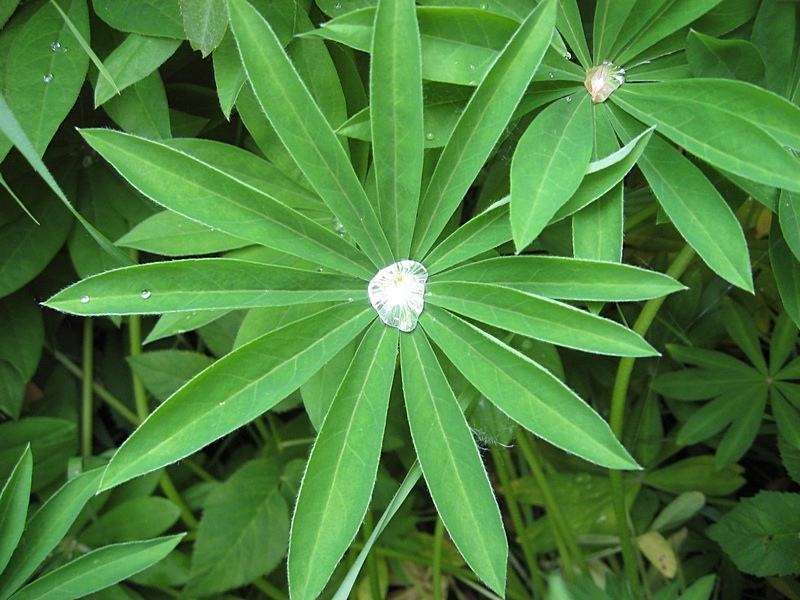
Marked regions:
[645,455,745,496]
[180,0,228,57]
[99,302,374,490]
[227,0,392,267]
[400,328,507,595]
[289,321,398,600]
[410,0,557,257]
[707,491,800,577]
[433,255,685,301]
[186,460,288,596]
[511,94,593,250]
[427,281,656,356]
[421,307,639,470]
[45,259,366,316]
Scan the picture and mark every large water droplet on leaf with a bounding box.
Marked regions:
[584,60,625,104]
[368,260,428,332]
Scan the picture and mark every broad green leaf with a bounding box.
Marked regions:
[511,94,593,251]
[0,468,103,597]
[400,329,507,595]
[92,0,184,38]
[80,497,181,545]
[751,0,796,97]
[612,0,725,65]
[612,82,800,193]
[779,191,800,262]
[101,72,171,140]
[228,0,393,267]
[650,491,705,532]
[0,446,32,575]
[186,460,288,596]
[127,351,215,402]
[180,0,227,57]
[289,322,398,600]
[556,0,591,67]
[707,491,800,577]
[645,455,745,496]
[771,221,800,329]
[371,0,424,259]
[593,0,636,63]
[99,302,374,490]
[0,293,44,419]
[212,32,246,118]
[572,184,623,262]
[420,306,639,470]
[410,0,557,258]
[80,129,374,279]
[427,281,656,356]
[117,211,247,257]
[686,30,765,84]
[44,259,365,315]
[433,255,685,301]
[94,34,182,107]
[9,535,184,600]
[0,0,89,159]
[554,124,655,221]
[607,105,753,292]
[424,198,510,274]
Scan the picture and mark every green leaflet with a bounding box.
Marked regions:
[228,0,393,268]
[180,0,228,57]
[8,535,184,600]
[511,94,593,251]
[779,190,800,262]
[400,328,507,595]
[607,105,753,292]
[44,259,366,315]
[433,255,685,301]
[289,322,398,600]
[420,306,639,470]
[612,81,800,193]
[686,31,765,84]
[410,0,557,258]
[593,0,636,63]
[80,129,374,279]
[92,0,184,38]
[427,281,656,356]
[99,302,375,490]
[371,0,424,259]
[0,446,32,575]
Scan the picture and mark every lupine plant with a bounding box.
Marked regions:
[1,0,800,598]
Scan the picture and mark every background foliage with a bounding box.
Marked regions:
[1,0,799,598]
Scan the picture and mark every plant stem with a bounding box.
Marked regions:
[491,444,546,598]
[160,472,199,529]
[364,510,382,600]
[128,313,149,422]
[81,318,94,458]
[432,516,445,600]
[609,243,696,596]
[517,431,588,580]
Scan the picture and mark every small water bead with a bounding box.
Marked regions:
[80,295,90,304]
[348,297,354,302]
[566,96,572,102]
[43,74,53,83]
[479,2,488,9]
[548,72,554,78]
[140,289,151,299]
[425,132,436,141]
[564,51,572,60]
[469,64,476,71]
[51,41,61,51]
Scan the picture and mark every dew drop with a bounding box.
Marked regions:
[80,295,90,304]
[318,267,324,272]
[566,96,572,102]
[51,41,61,51]
[348,297,354,302]
[43,74,53,83]
[140,289,151,299]
[468,80,477,86]
[368,260,428,332]
[469,64,476,71]
[564,51,572,60]
[333,1,341,8]
[548,72,554,78]
[479,2,488,9]
[425,131,436,140]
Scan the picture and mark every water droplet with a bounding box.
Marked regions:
[318,267,324,272]
[51,41,61,51]
[479,2,488,9]
[43,74,53,83]
[348,297,354,302]
[333,1,341,8]
[469,64,476,71]
[140,289,151,299]
[566,96,572,102]
[80,295,90,304]
[425,132,436,140]
[548,72,554,78]
[61,47,68,53]
[468,80,477,86]
[368,260,428,332]
[564,51,572,60]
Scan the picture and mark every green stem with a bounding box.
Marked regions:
[490,444,545,598]
[364,510,382,600]
[160,472,199,529]
[53,349,140,426]
[517,431,588,580]
[252,577,289,600]
[128,313,149,422]
[81,318,94,458]
[609,244,696,596]
[432,516,445,600]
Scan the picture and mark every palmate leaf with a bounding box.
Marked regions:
[427,281,656,357]
[400,328,507,595]
[410,0,557,258]
[99,302,374,491]
[420,306,639,470]
[44,259,365,315]
[289,322,398,600]
[227,0,393,268]
[79,129,373,279]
